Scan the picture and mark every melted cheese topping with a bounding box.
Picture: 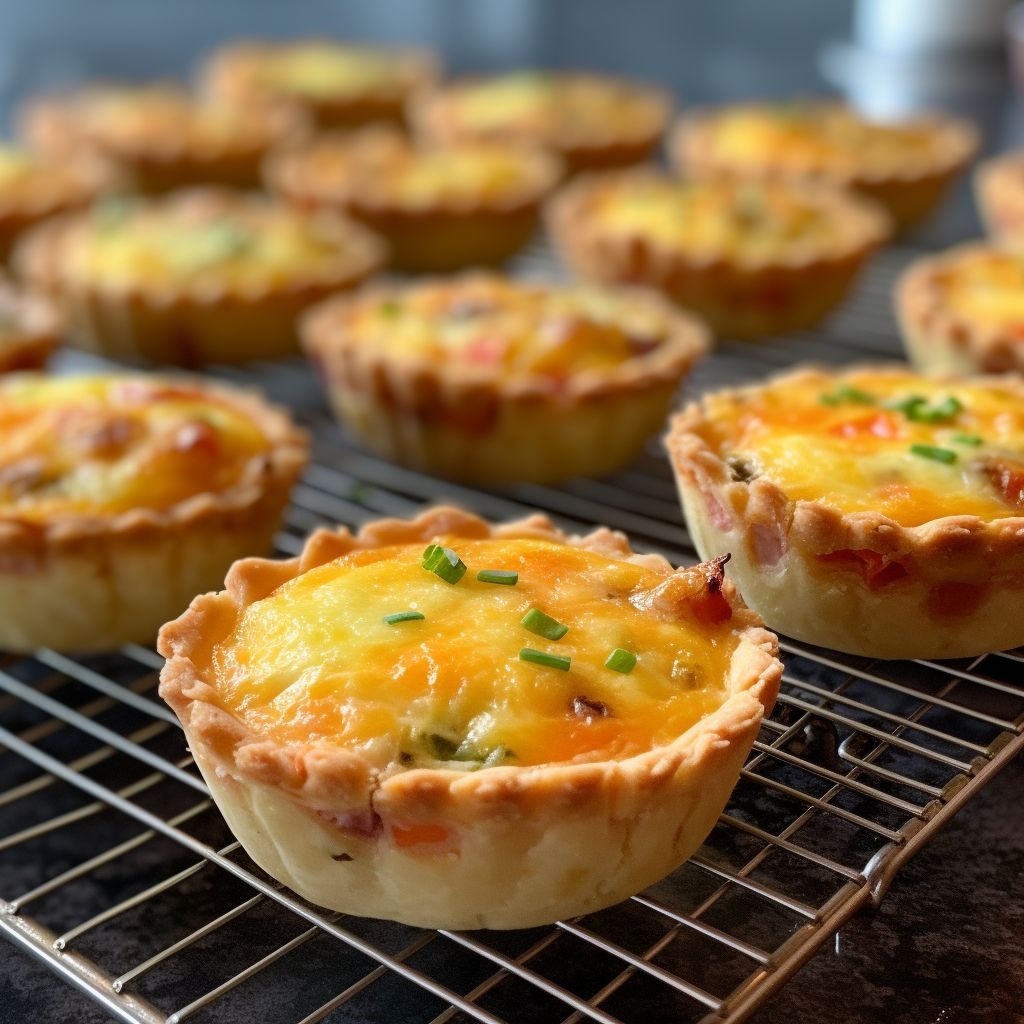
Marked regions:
[0,375,271,520]
[444,73,660,142]
[700,369,1024,525]
[206,538,739,768]
[930,247,1024,333]
[701,103,946,177]
[62,195,349,290]
[292,133,540,205]
[240,43,410,98]
[76,87,277,150]
[342,277,672,378]
[585,176,845,260]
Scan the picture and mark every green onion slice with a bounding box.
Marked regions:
[382,610,425,625]
[604,648,637,674]
[910,444,958,464]
[519,648,571,671]
[521,608,569,641]
[907,395,963,423]
[952,433,983,446]
[477,569,518,586]
[422,544,467,584]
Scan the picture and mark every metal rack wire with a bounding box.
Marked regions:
[1,245,1023,1024]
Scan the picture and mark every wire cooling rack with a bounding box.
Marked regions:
[1,244,1023,1024]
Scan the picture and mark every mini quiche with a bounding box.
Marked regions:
[667,365,1024,659]
[15,188,384,366]
[674,102,977,234]
[157,505,781,929]
[265,127,562,272]
[302,273,707,484]
[0,373,307,653]
[413,71,671,174]
[0,142,106,261]
[0,275,60,373]
[897,242,1024,376]
[975,152,1024,246]
[201,39,439,131]
[20,83,306,194]
[547,170,888,339]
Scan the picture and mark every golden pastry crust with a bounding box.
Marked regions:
[975,152,1024,245]
[547,169,889,339]
[266,127,563,272]
[0,276,60,373]
[20,83,308,194]
[0,374,308,652]
[158,505,781,929]
[302,272,707,484]
[413,71,671,174]
[897,242,1024,375]
[666,365,1024,659]
[0,143,108,261]
[674,102,977,235]
[14,187,385,367]
[201,40,439,131]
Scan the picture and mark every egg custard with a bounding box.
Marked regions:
[674,101,977,234]
[0,275,59,373]
[667,365,1024,659]
[20,83,306,194]
[413,71,670,174]
[548,170,888,339]
[16,188,384,366]
[0,141,106,261]
[266,127,562,272]
[302,273,707,484]
[0,373,307,652]
[158,506,781,929]
[897,243,1024,376]
[201,39,439,131]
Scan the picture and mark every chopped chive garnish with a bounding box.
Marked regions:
[477,569,518,586]
[604,648,637,674]
[907,395,963,423]
[835,385,876,405]
[910,444,958,464]
[953,433,983,446]
[382,610,425,625]
[519,648,571,671]
[422,544,467,584]
[521,608,569,641]
[883,394,927,415]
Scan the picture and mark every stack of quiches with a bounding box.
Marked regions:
[2,35,1019,936]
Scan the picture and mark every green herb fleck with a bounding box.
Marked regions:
[952,433,983,447]
[521,608,569,641]
[910,444,958,464]
[424,733,459,760]
[519,648,571,671]
[379,299,402,318]
[382,610,425,625]
[907,395,963,423]
[422,544,467,584]
[604,648,637,674]
[477,569,518,586]
[821,385,876,407]
[883,394,928,416]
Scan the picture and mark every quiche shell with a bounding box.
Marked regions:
[301,273,708,484]
[666,365,1024,659]
[158,505,781,929]
[547,170,889,340]
[975,152,1024,246]
[265,129,563,273]
[673,105,978,235]
[896,242,1024,376]
[0,275,60,373]
[0,376,308,652]
[13,188,386,367]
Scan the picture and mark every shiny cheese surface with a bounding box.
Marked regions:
[444,73,659,140]
[0,375,271,519]
[292,133,539,206]
[342,277,672,379]
[207,539,739,768]
[240,44,410,98]
[586,176,843,259]
[699,369,1024,525]
[930,247,1024,333]
[701,103,944,176]
[64,195,347,290]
